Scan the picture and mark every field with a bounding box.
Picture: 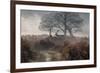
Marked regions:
[21,35,89,63]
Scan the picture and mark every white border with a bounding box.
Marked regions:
[16,4,94,69]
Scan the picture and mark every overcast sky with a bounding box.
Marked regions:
[20,9,89,37]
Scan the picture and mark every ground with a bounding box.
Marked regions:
[21,35,89,63]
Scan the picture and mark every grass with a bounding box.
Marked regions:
[21,35,89,63]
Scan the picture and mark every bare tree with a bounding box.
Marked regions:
[53,12,83,37]
[39,12,83,37]
[39,13,56,37]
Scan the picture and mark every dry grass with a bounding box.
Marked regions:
[21,35,89,63]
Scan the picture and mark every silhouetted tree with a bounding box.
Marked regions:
[53,12,83,37]
[39,13,57,37]
[39,12,83,37]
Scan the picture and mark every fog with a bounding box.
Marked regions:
[21,10,89,37]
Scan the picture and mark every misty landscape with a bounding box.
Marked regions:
[21,10,90,63]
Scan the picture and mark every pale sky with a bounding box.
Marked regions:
[20,9,89,36]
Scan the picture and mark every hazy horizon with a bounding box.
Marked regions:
[21,9,90,37]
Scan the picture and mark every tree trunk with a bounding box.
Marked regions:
[64,29,66,37]
[49,29,52,37]
[68,29,74,37]
[63,13,67,37]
